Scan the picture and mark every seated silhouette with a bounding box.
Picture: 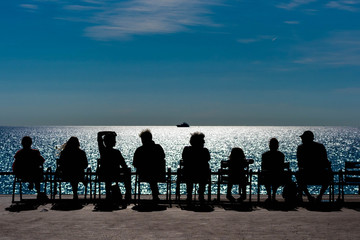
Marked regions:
[133,129,166,202]
[296,131,332,202]
[13,136,45,197]
[182,132,210,204]
[261,138,289,202]
[97,131,131,203]
[226,147,252,202]
[58,136,88,200]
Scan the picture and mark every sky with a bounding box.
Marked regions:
[0,0,359,126]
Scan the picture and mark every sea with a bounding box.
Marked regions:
[1,126,359,195]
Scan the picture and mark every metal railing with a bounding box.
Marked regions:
[3,168,346,204]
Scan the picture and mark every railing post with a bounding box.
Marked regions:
[249,169,252,203]
[257,170,260,203]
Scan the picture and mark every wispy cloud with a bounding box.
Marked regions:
[326,0,360,12]
[23,0,221,40]
[277,0,360,12]
[20,4,39,10]
[284,20,300,24]
[294,31,360,66]
[63,5,102,11]
[86,0,221,40]
[237,35,278,44]
[237,38,259,44]
[277,0,317,10]
[80,0,103,4]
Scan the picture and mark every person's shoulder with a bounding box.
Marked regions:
[134,146,144,155]
[78,148,87,156]
[155,143,164,149]
[14,149,23,158]
[59,149,67,157]
[135,145,144,151]
[202,148,210,158]
[154,144,165,153]
[115,148,124,157]
[297,144,305,150]
[183,146,191,151]
[15,149,24,154]
[108,148,121,156]
[182,146,192,155]
[261,153,269,163]
[30,149,41,155]
[262,151,271,157]
[313,141,325,147]
[111,148,120,152]
[277,151,285,157]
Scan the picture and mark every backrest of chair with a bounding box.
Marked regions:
[219,161,230,182]
[219,159,253,183]
[55,159,62,175]
[284,162,290,171]
[176,160,185,183]
[179,160,184,169]
[345,162,360,183]
[220,160,229,172]
[177,160,184,173]
[163,167,172,183]
[96,158,101,170]
[244,159,254,180]
[45,167,53,181]
[85,167,92,182]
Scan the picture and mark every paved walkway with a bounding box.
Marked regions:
[1,195,360,239]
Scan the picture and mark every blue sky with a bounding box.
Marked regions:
[0,0,359,126]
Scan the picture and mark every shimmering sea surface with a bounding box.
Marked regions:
[1,126,359,195]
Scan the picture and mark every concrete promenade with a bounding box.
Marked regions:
[1,195,360,239]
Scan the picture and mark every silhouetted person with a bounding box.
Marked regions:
[226,147,249,202]
[13,136,45,197]
[296,131,332,202]
[182,132,210,204]
[58,137,88,200]
[261,138,286,202]
[98,131,131,202]
[133,129,166,202]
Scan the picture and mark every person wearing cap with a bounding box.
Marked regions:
[296,130,332,202]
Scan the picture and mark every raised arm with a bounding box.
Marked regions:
[97,131,116,153]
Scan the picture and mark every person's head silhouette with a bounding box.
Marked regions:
[190,132,205,148]
[104,134,116,148]
[65,136,80,149]
[139,129,152,145]
[21,136,32,149]
[269,138,279,151]
[300,131,314,144]
[229,147,245,161]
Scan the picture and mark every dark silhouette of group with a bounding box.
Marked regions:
[12,130,332,204]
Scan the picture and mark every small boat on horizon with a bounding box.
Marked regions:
[177,122,190,127]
